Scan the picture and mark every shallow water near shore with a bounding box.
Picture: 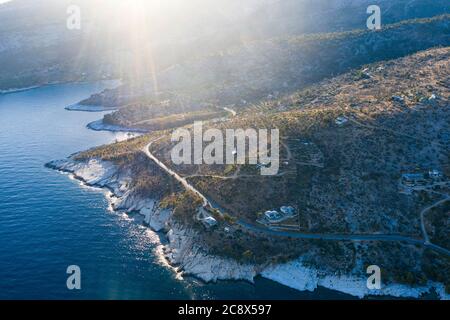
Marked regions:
[0,82,359,299]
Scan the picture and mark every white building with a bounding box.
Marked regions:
[335,116,349,126]
[203,216,218,228]
[264,207,297,224]
[280,206,296,216]
[264,210,281,222]
[429,169,442,180]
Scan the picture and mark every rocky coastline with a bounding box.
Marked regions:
[46,157,449,300]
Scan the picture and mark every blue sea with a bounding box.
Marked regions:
[0,82,352,300]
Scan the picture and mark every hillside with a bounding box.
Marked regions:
[235,0,450,39]
[94,15,450,131]
[78,47,450,290]
[2,0,448,91]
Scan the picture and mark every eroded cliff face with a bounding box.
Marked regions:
[164,222,257,283]
[46,158,165,231]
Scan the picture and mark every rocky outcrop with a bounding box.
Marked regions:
[87,119,149,133]
[47,158,163,231]
[262,259,450,300]
[163,222,257,283]
[65,103,119,112]
[47,159,120,188]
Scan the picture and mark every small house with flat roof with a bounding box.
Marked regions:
[203,216,218,228]
[280,206,296,216]
[264,210,281,222]
[335,116,349,126]
[428,169,442,180]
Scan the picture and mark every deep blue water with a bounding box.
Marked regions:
[0,82,351,300]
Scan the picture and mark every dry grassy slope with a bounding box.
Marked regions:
[79,48,450,286]
[155,15,450,92]
[177,48,450,285]
[150,47,450,238]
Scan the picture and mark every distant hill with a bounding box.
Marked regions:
[0,0,448,90]
[232,0,450,39]
[98,15,450,131]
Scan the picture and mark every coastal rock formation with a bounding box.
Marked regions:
[164,223,257,283]
[47,159,116,185]
[262,260,450,299]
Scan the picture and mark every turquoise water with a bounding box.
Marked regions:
[0,82,351,300]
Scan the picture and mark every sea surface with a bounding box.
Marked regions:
[0,82,353,300]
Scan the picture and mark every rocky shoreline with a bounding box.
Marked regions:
[65,104,119,112]
[0,85,41,95]
[87,119,149,133]
[0,79,120,96]
[46,157,449,300]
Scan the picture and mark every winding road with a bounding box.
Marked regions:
[143,140,210,207]
[142,139,450,258]
[238,220,450,256]
[419,195,450,244]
